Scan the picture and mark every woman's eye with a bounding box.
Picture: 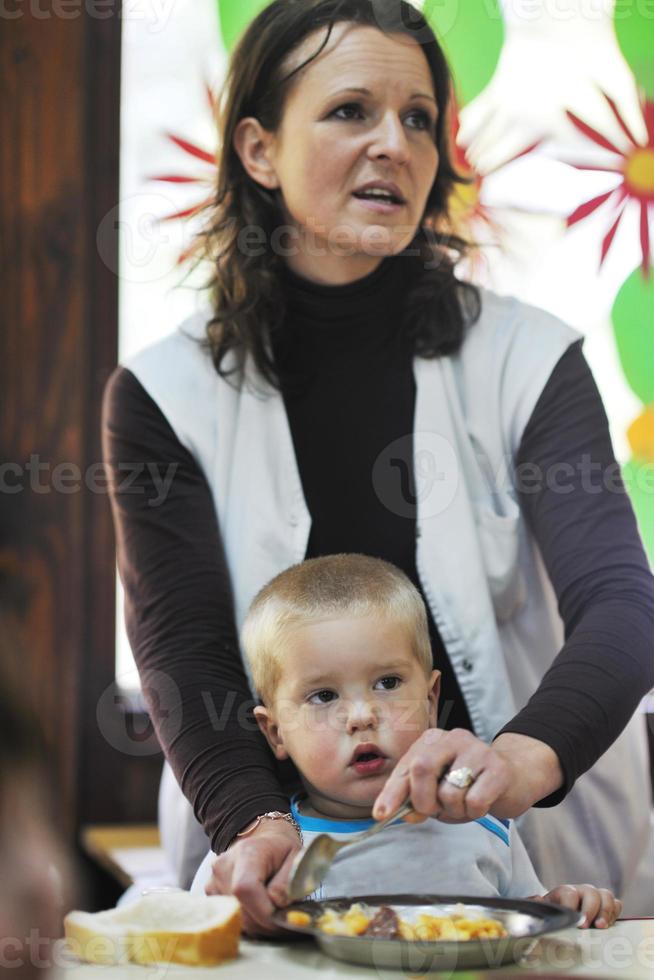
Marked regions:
[331,103,434,133]
[375,676,402,691]
[407,110,435,132]
[309,690,337,704]
[331,102,364,121]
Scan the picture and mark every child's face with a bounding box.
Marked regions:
[254,614,440,818]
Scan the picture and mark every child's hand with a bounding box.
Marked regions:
[530,884,623,929]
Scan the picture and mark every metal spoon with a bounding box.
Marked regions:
[286,800,414,902]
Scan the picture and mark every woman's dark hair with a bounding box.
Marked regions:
[194,0,481,389]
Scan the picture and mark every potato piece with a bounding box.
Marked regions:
[286,911,312,928]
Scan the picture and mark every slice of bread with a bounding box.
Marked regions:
[64,891,241,966]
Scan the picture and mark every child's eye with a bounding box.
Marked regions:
[375,676,402,691]
[308,689,337,705]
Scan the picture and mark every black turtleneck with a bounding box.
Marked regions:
[102,262,654,857]
[272,257,472,732]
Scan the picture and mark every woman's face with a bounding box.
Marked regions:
[238,23,440,284]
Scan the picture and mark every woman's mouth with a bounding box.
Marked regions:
[352,193,405,215]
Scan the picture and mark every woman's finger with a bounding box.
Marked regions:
[432,767,478,822]
[372,761,413,820]
[227,847,281,935]
[434,739,512,823]
[205,826,301,937]
[206,855,231,895]
[267,846,298,908]
[405,753,445,816]
[372,729,453,819]
[373,729,514,825]
[436,750,499,822]
[402,812,429,824]
[594,888,620,928]
[578,886,601,929]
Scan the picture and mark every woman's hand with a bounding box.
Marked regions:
[205,820,301,937]
[531,884,623,929]
[371,729,564,824]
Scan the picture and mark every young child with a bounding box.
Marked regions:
[192,554,621,927]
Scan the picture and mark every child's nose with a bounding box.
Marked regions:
[345,697,378,733]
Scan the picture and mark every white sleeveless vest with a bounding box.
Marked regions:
[127,287,650,894]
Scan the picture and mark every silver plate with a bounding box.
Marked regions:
[273,894,582,971]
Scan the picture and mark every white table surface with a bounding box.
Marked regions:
[52,919,654,979]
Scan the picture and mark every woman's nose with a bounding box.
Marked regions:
[369,112,410,165]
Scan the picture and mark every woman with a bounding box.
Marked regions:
[103,0,654,935]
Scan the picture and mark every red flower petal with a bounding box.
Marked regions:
[484,138,544,177]
[568,161,624,174]
[206,82,218,116]
[567,188,616,227]
[176,243,198,266]
[641,201,651,278]
[566,110,625,156]
[166,134,216,165]
[643,97,654,147]
[599,200,627,266]
[159,197,213,222]
[601,89,640,148]
[148,175,210,184]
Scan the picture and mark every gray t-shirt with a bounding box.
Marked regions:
[191,793,544,900]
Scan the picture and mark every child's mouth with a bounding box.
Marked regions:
[352,755,386,775]
[350,749,387,776]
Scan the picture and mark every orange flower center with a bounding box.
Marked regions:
[624,147,654,197]
[628,405,654,464]
[449,177,481,219]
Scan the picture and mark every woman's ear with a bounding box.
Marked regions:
[427,669,441,728]
[232,117,280,191]
[253,705,289,760]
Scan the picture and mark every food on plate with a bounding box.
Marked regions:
[363,905,401,939]
[316,903,372,936]
[64,891,241,966]
[397,910,508,941]
[286,910,313,928]
[287,901,508,941]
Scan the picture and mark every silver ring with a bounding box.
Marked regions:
[444,766,476,790]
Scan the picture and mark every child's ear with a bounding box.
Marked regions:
[427,670,441,728]
[253,705,289,761]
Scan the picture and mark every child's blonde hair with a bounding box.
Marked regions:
[241,554,432,705]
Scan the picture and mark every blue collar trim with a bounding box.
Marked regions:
[475,816,510,846]
[291,792,400,833]
[291,793,510,845]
